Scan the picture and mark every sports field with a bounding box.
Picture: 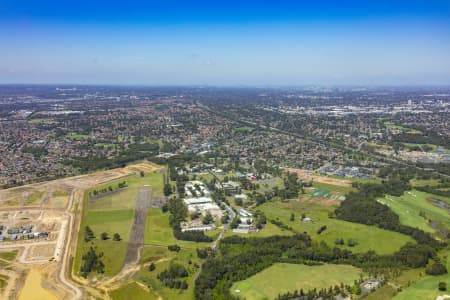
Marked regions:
[259,201,414,254]
[231,263,362,300]
[377,190,450,234]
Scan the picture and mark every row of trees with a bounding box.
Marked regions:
[277,282,363,300]
[195,228,441,300]
[89,181,127,197]
[67,141,160,172]
[84,226,121,242]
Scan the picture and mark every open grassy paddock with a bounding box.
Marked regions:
[73,162,213,298]
[377,190,450,235]
[231,263,362,300]
[258,201,414,255]
[109,282,158,300]
[74,166,165,278]
[88,188,139,211]
[133,246,201,300]
[255,177,285,194]
[74,208,134,277]
[144,208,213,249]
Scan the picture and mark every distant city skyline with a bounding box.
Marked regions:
[1,0,450,85]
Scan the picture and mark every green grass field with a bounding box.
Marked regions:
[231,263,362,300]
[144,208,179,246]
[140,245,172,264]
[75,170,165,278]
[84,209,134,240]
[365,269,423,300]
[135,247,200,300]
[109,282,158,300]
[87,171,165,207]
[144,208,210,249]
[74,209,133,277]
[259,201,414,254]
[393,249,450,300]
[377,190,450,235]
[88,188,138,211]
[74,164,209,299]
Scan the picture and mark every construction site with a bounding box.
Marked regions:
[0,162,161,300]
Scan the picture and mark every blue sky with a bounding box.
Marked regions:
[1,0,450,85]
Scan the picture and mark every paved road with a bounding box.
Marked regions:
[123,187,151,266]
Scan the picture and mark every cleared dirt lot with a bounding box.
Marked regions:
[283,167,352,187]
[0,162,162,300]
[27,244,57,261]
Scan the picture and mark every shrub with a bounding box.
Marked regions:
[149,262,156,272]
[168,244,181,252]
[113,233,121,241]
[347,239,358,247]
[317,225,327,235]
[426,263,448,275]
